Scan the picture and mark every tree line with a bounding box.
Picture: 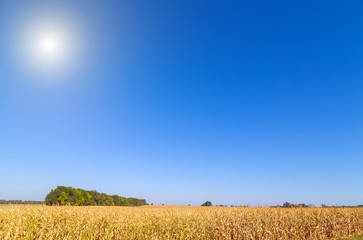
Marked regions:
[45,186,147,206]
[271,202,363,208]
[0,200,44,205]
[200,201,363,208]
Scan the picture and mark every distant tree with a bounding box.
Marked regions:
[201,201,212,206]
[282,202,292,208]
[45,188,60,205]
[57,192,68,205]
[127,198,146,206]
[298,203,309,208]
[83,192,93,206]
[45,186,147,206]
[0,200,44,205]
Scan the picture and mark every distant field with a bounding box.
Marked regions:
[0,205,362,239]
[0,204,44,206]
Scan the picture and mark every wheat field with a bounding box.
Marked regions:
[0,205,362,240]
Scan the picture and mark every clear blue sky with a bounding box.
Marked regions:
[1,0,362,206]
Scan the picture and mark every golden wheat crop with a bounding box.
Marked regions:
[0,205,362,239]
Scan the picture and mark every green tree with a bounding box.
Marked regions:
[57,192,68,205]
[201,201,212,206]
[44,186,147,207]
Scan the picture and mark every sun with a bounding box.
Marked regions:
[13,9,84,80]
[32,30,66,64]
[24,21,74,72]
[37,33,63,60]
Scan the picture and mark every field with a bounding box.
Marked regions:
[0,205,363,240]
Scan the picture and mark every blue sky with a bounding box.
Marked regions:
[1,0,363,206]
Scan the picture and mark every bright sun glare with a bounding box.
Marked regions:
[38,34,61,59]
[14,9,83,81]
[32,31,65,63]
[26,23,73,71]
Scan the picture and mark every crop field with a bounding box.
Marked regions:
[0,205,363,240]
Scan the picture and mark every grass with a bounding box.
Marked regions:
[351,236,363,240]
[338,236,363,240]
[0,205,362,239]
